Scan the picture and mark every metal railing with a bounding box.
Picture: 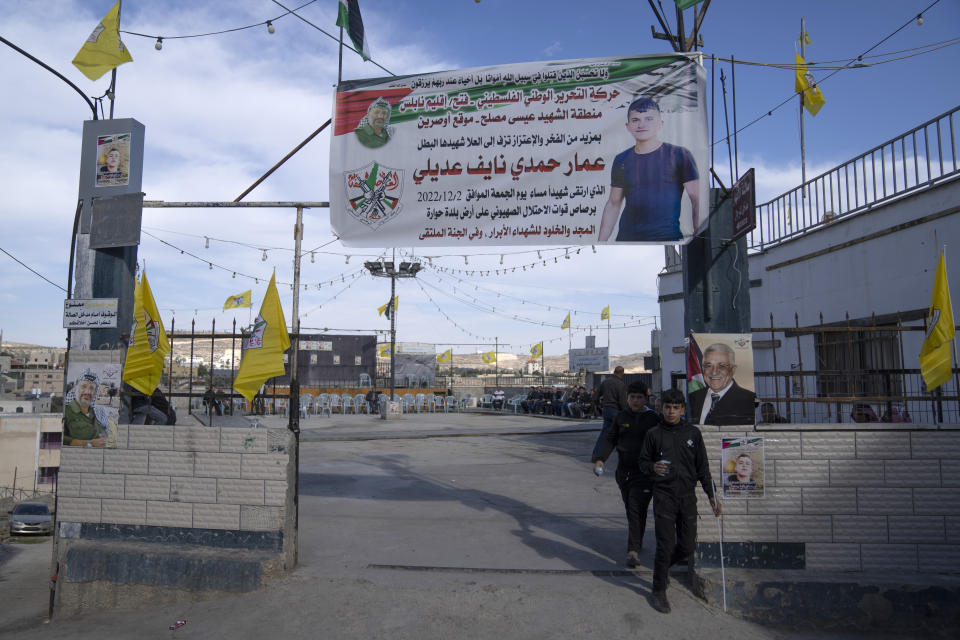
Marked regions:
[748,105,959,251]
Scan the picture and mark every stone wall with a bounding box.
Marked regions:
[54,423,296,611]
[694,423,960,573]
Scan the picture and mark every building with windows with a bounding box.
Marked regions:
[0,414,61,492]
[655,106,960,423]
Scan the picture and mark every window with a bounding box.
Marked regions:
[815,328,902,397]
[355,355,362,365]
[40,432,62,449]
[333,355,341,365]
[37,466,58,484]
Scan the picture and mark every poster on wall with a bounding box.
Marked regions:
[63,351,122,449]
[687,333,756,426]
[95,132,131,187]
[330,54,708,247]
[721,436,765,498]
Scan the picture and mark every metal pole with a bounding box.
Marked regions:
[289,206,303,432]
[731,54,739,182]
[188,318,195,417]
[495,337,499,389]
[337,26,344,85]
[800,17,807,199]
[210,318,216,427]
[390,250,397,401]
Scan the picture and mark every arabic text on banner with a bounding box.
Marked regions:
[330,54,708,247]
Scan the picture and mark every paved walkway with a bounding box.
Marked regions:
[1,412,926,639]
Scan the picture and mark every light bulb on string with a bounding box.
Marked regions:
[266,20,275,33]
[204,236,209,248]
[154,37,163,50]
[310,252,315,263]
[208,263,212,270]
[345,255,350,264]
[261,250,268,261]
[232,272,236,278]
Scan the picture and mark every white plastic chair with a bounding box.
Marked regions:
[328,394,341,415]
[354,393,369,414]
[507,395,524,414]
[415,393,430,413]
[479,394,494,409]
[359,372,372,387]
[444,395,458,412]
[341,393,355,414]
[402,393,416,413]
[300,393,313,418]
[459,393,473,410]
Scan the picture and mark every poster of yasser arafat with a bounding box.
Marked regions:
[330,54,708,247]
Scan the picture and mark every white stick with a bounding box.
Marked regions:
[717,512,727,612]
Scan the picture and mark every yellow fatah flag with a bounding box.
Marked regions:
[71,1,133,81]
[122,271,170,395]
[437,348,453,363]
[378,296,398,318]
[530,342,543,359]
[233,273,290,403]
[600,306,610,321]
[223,290,252,311]
[919,251,956,391]
[482,351,497,364]
[795,54,825,117]
[561,313,571,330]
[378,344,392,357]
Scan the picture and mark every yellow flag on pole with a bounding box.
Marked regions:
[919,251,956,391]
[71,1,134,81]
[122,271,170,395]
[530,342,543,358]
[795,54,825,116]
[437,348,452,363]
[561,313,571,330]
[223,290,252,310]
[482,351,497,364]
[233,273,290,403]
[378,344,392,357]
[378,296,398,318]
[600,306,610,321]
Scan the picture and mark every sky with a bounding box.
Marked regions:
[1,0,957,358]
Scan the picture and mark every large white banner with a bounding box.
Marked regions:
[330,54,708,247]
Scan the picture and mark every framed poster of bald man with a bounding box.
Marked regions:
[687,333,756,426]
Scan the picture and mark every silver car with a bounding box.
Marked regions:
[7,501,53,536]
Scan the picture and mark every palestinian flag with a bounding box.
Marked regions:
[336,0,370,61]
[686,334,705,394]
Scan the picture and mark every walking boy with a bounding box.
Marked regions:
[639,388,721,613]
[592,381,661,567]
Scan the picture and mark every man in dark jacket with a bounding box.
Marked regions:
[592,381,660,567]
[639,388,721,614]
[591,366,628,459]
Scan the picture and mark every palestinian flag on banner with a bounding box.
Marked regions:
[686,334,705,394]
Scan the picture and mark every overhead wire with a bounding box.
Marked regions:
[0,245,67,293]
[121,0,319,41]
[709,0,946,146]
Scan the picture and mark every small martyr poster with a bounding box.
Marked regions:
[721,436,765,499]
[95,132,131,187]
[330,54,708,247]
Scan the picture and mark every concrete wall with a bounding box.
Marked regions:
[694,423,960,573]
[54,424,296,611]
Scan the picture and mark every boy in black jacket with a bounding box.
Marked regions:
[592,381,660,567]
[639,388,721,614]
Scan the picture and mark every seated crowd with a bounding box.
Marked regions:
[520,385,596,418]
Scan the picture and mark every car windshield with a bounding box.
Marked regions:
[13,504,49,515]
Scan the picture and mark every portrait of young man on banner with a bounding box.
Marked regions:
[329,54,708,248]
[721,436,765,499]
[687,333,756,426]
[95,132,131,187]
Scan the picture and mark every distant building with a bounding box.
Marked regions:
[0,413,61,491]
[22,368,64,395]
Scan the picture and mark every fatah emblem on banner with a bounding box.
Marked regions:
[247,315,267,349]
[343,161,403,229]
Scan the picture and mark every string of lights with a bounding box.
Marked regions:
[425,264,656,321]
[417,270,657,333]
[301,273,366,318]
[141,230,369,289]
[416,246,593,277]
[711,34,960,70]
[710,0,944,147]
[120,0,319,48]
